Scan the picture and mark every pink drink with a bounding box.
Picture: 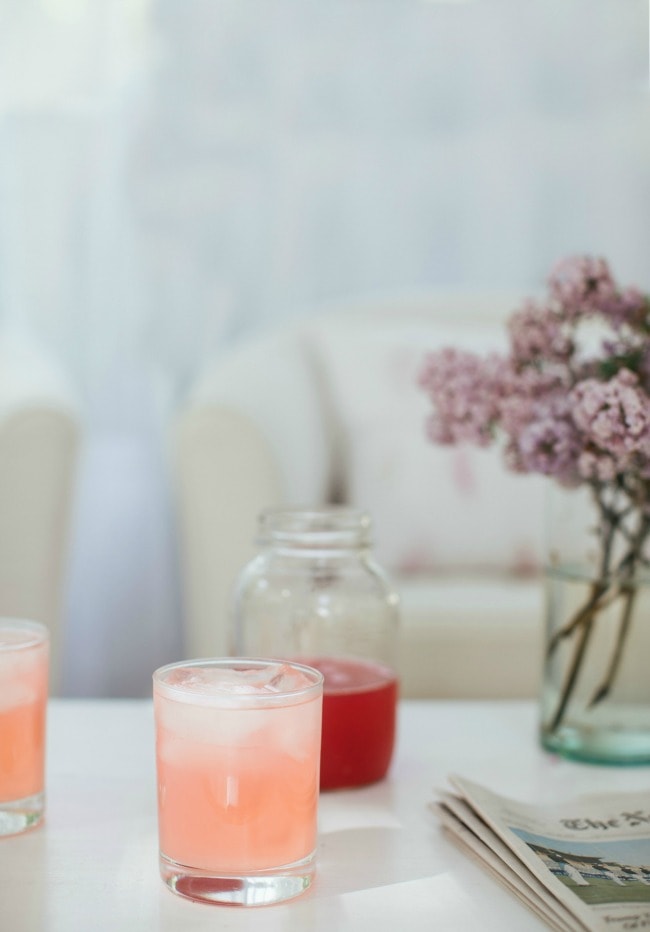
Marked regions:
[153,658,323,906]
[0,620,49,835]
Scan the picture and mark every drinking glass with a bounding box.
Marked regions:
[0,619,49,836]
[153,657,323,906]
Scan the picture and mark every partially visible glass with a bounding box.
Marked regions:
[0,619,49,836]
[153,657,323,906]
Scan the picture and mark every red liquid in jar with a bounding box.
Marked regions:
[301,656,398,790]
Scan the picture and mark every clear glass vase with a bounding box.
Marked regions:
[540,485,650,765]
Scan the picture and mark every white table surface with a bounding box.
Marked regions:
[1,700,649,932]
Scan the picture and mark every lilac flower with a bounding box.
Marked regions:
[612,287,649,329]
[419,255,650,499]
[547,256,618,320]
[508,300,574,365]
[515,416,581,483]
[498,368,568,437]
[570,369,650,459]
[576,449,621,483]
[547,256,649,330]
[418,348,504,447]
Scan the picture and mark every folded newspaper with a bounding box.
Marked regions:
[432,776,650,931]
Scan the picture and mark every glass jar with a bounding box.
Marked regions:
[231,506,400,789]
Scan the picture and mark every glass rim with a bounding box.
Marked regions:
[152,657,324,705]
[0,618,49,651]
[260,505,370,528]
[258,505,373,549]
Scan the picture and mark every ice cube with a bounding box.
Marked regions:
[0,652,45,711]
[160,662,317,700]
[155,663,319,752]
[262,663,317,694]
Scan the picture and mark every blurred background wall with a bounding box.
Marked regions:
[0,0,647,695]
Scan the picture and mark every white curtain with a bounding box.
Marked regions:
[0,0,647,695]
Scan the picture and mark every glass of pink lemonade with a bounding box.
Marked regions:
[0,619,49,836]
[153,657,323,906]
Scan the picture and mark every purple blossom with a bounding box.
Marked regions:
[515,416,581,483]
[547,256,649,330]
[508,300,574,365]
[612,287,649,329]
[576,449,621,483]
[498,368,568,436]
[570,369,650,458]
[418,348,504,447]
[547,256,618,320]
[418,255,650,501]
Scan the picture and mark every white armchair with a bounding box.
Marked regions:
[174,294,546,698]
[0,337,80,694]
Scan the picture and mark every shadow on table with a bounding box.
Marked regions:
[317,826,431,897]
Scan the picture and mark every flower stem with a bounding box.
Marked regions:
[545,581,610,658]
[587,515,650,707]
[543,486,616,736]
[543,584,602,736]
[588,583,637,707]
